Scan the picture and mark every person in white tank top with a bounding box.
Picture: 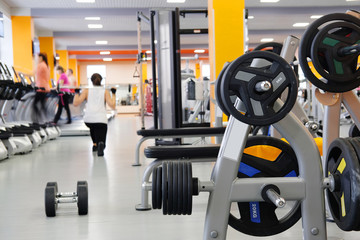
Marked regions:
[73,73,116,156]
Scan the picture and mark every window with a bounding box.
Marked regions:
[86,65,106,86]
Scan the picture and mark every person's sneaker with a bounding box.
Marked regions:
[92,145,97,152]
[97,142,104,156]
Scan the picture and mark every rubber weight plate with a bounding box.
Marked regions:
[152,166,161,209]
[45,186,57,217]
[228,136,301,236]
[325,138,360,231]
[311,21,360,86]
[77,184,88,215]
[220,51,298,126]
[162,162,168,215]
[299,13,360,93]
[215,63,231,116]
[349,123,360,138]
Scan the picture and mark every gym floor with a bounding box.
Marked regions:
[0,115,358,240]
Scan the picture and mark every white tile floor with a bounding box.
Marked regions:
[0,115,359,240]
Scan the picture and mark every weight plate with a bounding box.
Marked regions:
[215,63,231,116]
[77,185,88,215]
[152,166,159,209]
[162,162,168,215]
[172,162,178,215]
[46,182,58,194]
[346,137,360,230]
[177,161,183,215]
[299,13,360,93]
[325,138,360,231]
[254,42,283,55]
[183,161,188,215]
[167,162,173,215]
[186,162,193,215]
[45,186,56,217]
[156,167,162,209]
[349,123,360,138]
[228,136,301,236]
[311,21,360,85]
[220,51,298,126]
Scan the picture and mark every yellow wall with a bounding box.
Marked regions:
[11,16,33,74]
[56,50,69,71]
[208,0,245,125]
[39,37,55,81]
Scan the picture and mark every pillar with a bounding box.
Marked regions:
[11,16,33,74]
[208,0,245,125]
[39,37,55,81]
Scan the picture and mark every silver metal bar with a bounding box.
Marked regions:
[255,81,271,92]
[266,188,286,208]
[273,100,327,240]
[57,192,77,198]
[229,177,305,201]
[56,197,77,204]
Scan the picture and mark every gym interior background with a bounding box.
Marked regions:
[0,0,360,240]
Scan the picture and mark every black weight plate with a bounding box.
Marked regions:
[346,137,360,230]
[325,138,360,231]
[186,162,193,215]
[45,186,56,217]
[349,123,360,137]
[215,63,231,116]
[254,42,283,55]
[77,185,88,215]
[311,21,360,85]
[177,161,183,215]
[162,162,168,215]
[156,167,163,209]
[183,161,188,215]
[152,166,158,209]
[167,162,173,215]
[228,136,301,236]
[299,13,360,93]
[172,162,178,215]
[46,182,58,194]
[220,50,298,126]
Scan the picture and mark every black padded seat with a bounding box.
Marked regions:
[144,145,220,159]
[0,131,13,139]
[137,127,225,137]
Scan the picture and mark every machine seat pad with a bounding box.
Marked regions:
[137,127,225,137]
[144,145,220,159]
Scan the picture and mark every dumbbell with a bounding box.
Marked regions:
[45,181,88,217]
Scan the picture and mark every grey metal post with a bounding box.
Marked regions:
[137,16,145,129]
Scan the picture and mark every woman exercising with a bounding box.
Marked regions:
[53,66,72,124]
[73,73,116,156]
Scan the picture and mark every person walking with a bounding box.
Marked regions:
[53,66,72,124]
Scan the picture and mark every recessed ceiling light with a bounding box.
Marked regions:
[260,0,279,2]
[88,24,103,29]
[96,41,108,45]
[167,0,186,3]
[146,50,152,54]
[100,51,110,55]
[260,38,274,42]
[103,58,112,62]
[76,0,95,3]
[248,16,255,19]
[85,17,100,20]
[293,22,309,27]
[346,0,360,1]
[310,15,323,19]
[194,49,206,53]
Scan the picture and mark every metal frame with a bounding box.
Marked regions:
[203,100,326,240]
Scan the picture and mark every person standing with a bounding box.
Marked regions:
[33,52,50,123]
[73,73,116,156]
[67,68,77,88]
[53,66,72,124]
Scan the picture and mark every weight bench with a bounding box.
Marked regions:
[135,144,220,210]
[133,127,225,166]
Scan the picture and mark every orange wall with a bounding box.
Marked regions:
[39,37,55,80]
[11,16,33,74]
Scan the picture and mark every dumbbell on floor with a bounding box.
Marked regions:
[45,181,88,217]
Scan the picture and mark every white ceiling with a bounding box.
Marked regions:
[2,0,360,57]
